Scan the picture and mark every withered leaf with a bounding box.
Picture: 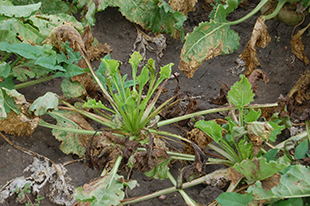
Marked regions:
[186,128,212,153]
[288,70,310,104]
[261,173,280,191]
[169,0,197,17]
[290,23,310,65]
[71,73,101,100]
[228,167,244,186]
[0,112,39,136]
[133,26,167,63]
[247,69,269,93]
[240,17,271,76]
[247,122,272,156]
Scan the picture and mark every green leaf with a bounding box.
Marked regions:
[48,110,92,157]
[244,108,261,123]
[195,120,222,143]
[137,66,150,93]
[0,2,41,18]
[75,0,110,26]
[144,158,171,180]
[233,157,289,182]
[129,51,143,79]
[83,98,115,114]
[0,87,26,119]
[216,191,253,206]
[248,165,310,203]
[228,74,254,109]
[238,137,253,160]
[274,198,303,206]
[180,0,240,78]
[0,62,11,78]
[61,78,86,98]
[0,42,42,59]
[263,149,278,163]
[268,121,285,143]
[74,173,137,206]
[0,29,19,44]
[0,89,7,119]
[29,92,59,116]
[294,139,309,159]
[159,63,173,80]
[54,64,84,78]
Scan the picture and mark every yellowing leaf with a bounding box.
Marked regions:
[239,17,271,76]
[179,0,240,78]
[290,23,310,65]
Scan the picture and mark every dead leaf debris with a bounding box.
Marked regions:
[0,157,75,205]
[133,26,167,64]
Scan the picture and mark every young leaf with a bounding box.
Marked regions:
[238,137,253,160]
[74,173,138,206]
[29,92,59,116]
[179,0,240,78]
[195,120,222,143]
[248,165,310,203]
[48,110,94,157]
[216,191,253,206]
[233,157,289,182]
[228,74,254,109]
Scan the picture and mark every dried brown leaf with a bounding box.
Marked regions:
[45,24,87,56]
[169,0,197,16]
[0,112,39,136]
[228,167,244,185]
[288,70,310,104]
[180,43,222,78]
[239,17,271,76]
[290,23,310,65]
[261,173,280,191]
[187,128,212,151]
[247,69,269,93]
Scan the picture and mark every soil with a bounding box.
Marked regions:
[1,0,309,205]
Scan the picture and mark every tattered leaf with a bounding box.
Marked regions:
[248,165,310,204]
[0,19,44,44]
[74,173,137,206]
[290,23,310,65]
[268,121,285,143]
[179,0,240,78]
[228,74,254,109]
[195,120,223,143]
[233,157,289,182]
[29,92,59,116]
[48,110,94,157]
[29,13,83,37]
[239,17,271,76]
[61,78,86,98]
[216,191,253,206]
